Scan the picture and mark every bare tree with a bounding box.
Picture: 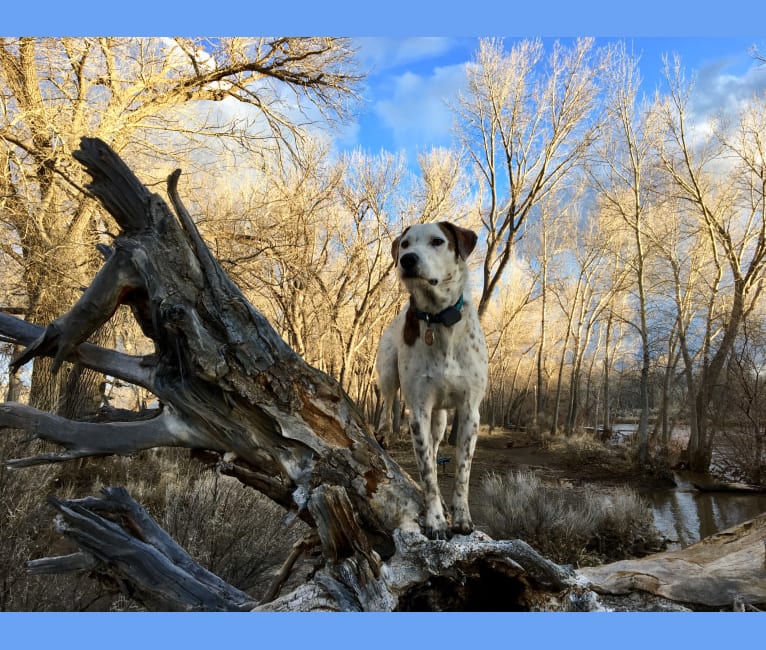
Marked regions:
[523,192,578,429]
[212,144,408,405]
[716,315,766,484]
[453,37,610,319]
[644,196,704,462]
[656,57,766,472]
[480,268,538,430]
[0,36,361,414]
[411,147,473,224]
[200,138,345,363]
[549,205,624,436]
[588,44,660,465]
[331,149,408,398]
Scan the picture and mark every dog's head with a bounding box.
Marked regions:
[391,222,478,311]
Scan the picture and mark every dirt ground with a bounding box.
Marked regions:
[384,425,665,531]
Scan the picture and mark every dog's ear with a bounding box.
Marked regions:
[438,222,478,261]
[391,235,401,262]
[391,226,410,262]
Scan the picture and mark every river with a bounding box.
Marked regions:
[642,472,766,547]
[611,424,766,547]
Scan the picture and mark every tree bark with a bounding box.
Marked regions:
[4,344,22,402]
[0,137,581,611]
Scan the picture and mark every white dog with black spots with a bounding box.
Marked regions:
[376,222,488,540]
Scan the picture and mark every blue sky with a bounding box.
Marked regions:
[341,36,766,164]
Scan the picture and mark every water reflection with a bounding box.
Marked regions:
[610,424,766,546]
[642,473,766,547]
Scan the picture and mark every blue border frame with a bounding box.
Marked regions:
[3,1,765,647]
[3,0,765,36]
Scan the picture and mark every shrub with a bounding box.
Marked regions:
[478,469,660,566]
[157,459,307,599]
[0,436,118,611]
[0,438,305,610]
[541,431,609,458]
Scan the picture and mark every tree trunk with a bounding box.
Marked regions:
[634,231,651,470]
[565,356,579,436]
[551,275,581,436]
[536,244,548,427]
[657,331,680,466]
[637,331,651,468]
[602,309,614,436]
[684,285,747,472]
[5,344,22,402]
[0,138,581,611]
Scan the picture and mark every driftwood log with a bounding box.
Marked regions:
[580,512,766,610]
[0,138,582,611]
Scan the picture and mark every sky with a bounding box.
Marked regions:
[339,36,766,166]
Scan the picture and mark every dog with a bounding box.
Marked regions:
[375,222,488,539]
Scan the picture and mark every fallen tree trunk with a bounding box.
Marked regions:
[0,137,580,611]
[580,512,766,610]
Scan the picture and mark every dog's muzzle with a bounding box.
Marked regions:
[399,253,438,284]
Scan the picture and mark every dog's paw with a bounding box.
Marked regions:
[451,519,474,536]
[424,523,450,540]
[451,506,474,535]
[423,511,449,540]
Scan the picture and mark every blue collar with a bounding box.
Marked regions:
[411,295,464,327]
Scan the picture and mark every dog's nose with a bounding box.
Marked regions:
[400,252,419,271]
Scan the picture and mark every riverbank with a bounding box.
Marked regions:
[386,425,766,552]
[385,424,671,509]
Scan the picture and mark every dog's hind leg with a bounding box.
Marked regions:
[430,408,448,453]
[447,416,459,446]
[374,349,398,448]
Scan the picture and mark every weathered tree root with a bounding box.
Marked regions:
[28,486,582,611]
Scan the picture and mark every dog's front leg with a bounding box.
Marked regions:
[409,409,448,540]
[451,407,479,535]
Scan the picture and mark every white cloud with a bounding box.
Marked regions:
[353,37,458,74]
[373,63,468,152]
[665,55,766,161]
[690,58,766,117]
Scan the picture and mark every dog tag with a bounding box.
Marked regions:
[424,328,434,345]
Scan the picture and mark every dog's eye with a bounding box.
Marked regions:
[431,237,445,247]
[400,240,410,250]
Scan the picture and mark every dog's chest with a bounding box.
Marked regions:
[398,320,486,408]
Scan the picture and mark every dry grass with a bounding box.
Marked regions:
[541,430,613,459]
[156,460,307,599]
[0,437,305,610]
[478,469,661,566]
